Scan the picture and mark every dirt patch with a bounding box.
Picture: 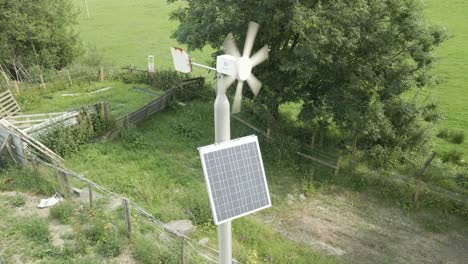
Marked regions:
[49,219,74,248]
[260,191,468,264]
[115,247,137,264]
[0,191,50,219]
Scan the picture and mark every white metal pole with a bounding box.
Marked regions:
[84,0,90,19]
[214,73,232,264]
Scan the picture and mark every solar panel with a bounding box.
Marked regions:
[198,135,271,225]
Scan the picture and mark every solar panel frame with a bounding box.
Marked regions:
[198,135,271,225]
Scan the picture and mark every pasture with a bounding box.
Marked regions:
[424,0,468,159]
[74,0,213,72]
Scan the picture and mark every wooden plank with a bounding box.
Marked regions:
[0,90,11,98]
[231,114,272,141]
[25,112,79,134]
[0,119,63,162]
[7,118,49,124]
[6,112,65,119]
[0,134,11,153]
[0,108,21,117]
[297,152,338,169]
[0,96,15,105]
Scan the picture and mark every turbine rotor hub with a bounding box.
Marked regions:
[237,57,252,81]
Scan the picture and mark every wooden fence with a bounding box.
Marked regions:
[0,89,21,118]
[123,88,174,125]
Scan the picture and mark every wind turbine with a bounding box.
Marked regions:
[171,21,269,264]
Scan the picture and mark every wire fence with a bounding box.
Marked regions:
[0,64,113,95]
[28,157,222,263]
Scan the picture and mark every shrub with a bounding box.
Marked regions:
[96,232,124,257]
[39,111,111,157]
[450,130,465,144]
[180,193,212,226]
[455,173,468,189]
[436,128,450,139]
[20,218,50,242]
[437,128,465,144]
[83,221,124,257]
[441,150,463,164]
[50,200,75,224]
[120,123,145,149]
[148,70,182,91]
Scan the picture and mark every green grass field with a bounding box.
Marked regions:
[17,81,159,117]
[73,0,213,73]
[63,100,338,263]
[423,0,468,159]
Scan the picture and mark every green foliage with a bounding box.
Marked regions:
[120,123,146,149]
[441,150,463,164]
[437,128,465,144]
[0,165,55,194]
[10,193,26,207]
[455,173,468,189]
[83,220,124,257]
[50,200,75,224]
[437,128,451,139]
[301,177,317,198]
[180,192,212,226]
[19,218,50,242]
[170,0,446,154]
[0,0,81,74]
[450,131,465,144]
[39,111,111,157]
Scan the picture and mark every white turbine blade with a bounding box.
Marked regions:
[250,45,269,67]
[232,81,244,113]
[243,22,260,58]
[223,33,241,58]
[246,74,262,96]
[224,75,236,88]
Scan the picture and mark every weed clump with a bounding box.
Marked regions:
[437,128,465,144]
[450,131,465,144]
[441,150,463,164]
[11,193,26,207]
[50,200,75,224]
[19,218,50,242]
[132,235,178,264]
[83,220,124,257]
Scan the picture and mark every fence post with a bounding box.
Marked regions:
[414,151,437,207]
[57,170,70,197]
[88,182,93,210]
[122,198,131,238]
[32,158,39,177]
[180,236,185,264]
[334,157,342,176]
[66,70,73,86]
[40,75,46,91]
[1,67,10,86]
[12,81,20,95]
[84,0,90,19]
[99,66,104,82]
[11,135,27,166]
[100,102,110,122]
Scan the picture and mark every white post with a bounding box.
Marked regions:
[84,0,90,19]
[214,73,232,264]
[148,55,155,73]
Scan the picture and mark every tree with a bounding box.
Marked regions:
[169,0,446,151]
[0,0,81,76]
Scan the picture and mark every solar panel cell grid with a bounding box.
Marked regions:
[199,135,271,224]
